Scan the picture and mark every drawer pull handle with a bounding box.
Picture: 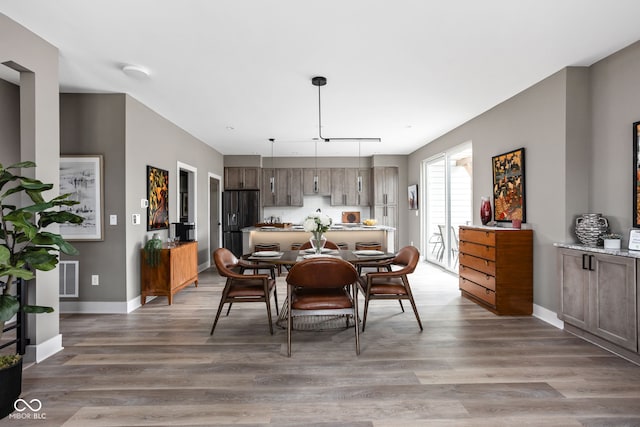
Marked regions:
[485,274,491,280]
[484,260,489,266]
[486,288,490,295]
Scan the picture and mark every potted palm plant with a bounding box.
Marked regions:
[0,161,83,419]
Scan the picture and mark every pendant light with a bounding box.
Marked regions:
[311,76,381,142]
[313,140,319,193]
[269,138,275,193]
[357,140,363,193]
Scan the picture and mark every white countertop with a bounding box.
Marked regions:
[243,225,395,232]
[554,242,640,259]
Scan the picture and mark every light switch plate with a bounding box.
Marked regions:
[141,199,149,208]
[109,214,117,225]
[132,214,141,225]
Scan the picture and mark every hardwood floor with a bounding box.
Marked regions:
[6,262,640,426]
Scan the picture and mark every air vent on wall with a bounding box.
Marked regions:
[59,261,79,297]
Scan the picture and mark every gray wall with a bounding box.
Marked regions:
[0,78,19,164]
[1,12,63,359]
[590,41,640,235]
[60,94,127,301]
[125,95,224,302]
[408,41,640,314]
[408,69,575,312]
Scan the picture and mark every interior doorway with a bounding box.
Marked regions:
[208,172,222,267]
[422,143,472,272]
[176,162,197,238]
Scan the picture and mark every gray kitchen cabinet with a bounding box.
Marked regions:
[558,247,638,353]
[303,168,331,196]
[224,167,260,190]
[262,168,303,207]
[330,168,370,206]
[372,166,398,247]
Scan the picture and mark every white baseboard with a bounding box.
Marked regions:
[60,298,142,314]
[533,303,564,329]
[25,333,63,363]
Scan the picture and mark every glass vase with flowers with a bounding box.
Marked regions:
[303,213,332,254]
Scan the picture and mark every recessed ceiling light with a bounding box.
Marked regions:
[226,126,235,131]
[121,64,150,79]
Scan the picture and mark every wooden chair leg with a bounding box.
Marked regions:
[398,299,405,312]
[226,303,232,316]
[211,284,231,335]
[353,284,360,355]
[287,285,293,357]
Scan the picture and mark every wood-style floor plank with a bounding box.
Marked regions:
[3,262,640,426]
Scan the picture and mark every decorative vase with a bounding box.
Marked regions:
[309,232,327,254]
[480,196,492,225]
[575,213,609,247]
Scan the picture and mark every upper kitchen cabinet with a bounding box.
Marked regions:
[373,166,399,206]
[303,168,331,196]
[261,168,303,207]
[224,167,260,190]
[330,168,370,206]
[373,167,399,247]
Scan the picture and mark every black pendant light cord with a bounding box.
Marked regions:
[312,76,381,142]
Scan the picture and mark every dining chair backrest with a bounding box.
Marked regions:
[391,246,420,275]
[213,247,240,277]
[298,240,340,250]
[286,257,358,288]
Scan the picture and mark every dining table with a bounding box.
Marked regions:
[246,248,396,330]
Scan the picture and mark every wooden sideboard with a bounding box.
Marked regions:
[141,241,198,305]
[458,226,533,315]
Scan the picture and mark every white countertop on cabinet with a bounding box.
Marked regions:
[554,242,640,259]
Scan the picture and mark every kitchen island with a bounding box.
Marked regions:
[242,225,396,254]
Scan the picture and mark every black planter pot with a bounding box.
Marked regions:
[0,357,22,419]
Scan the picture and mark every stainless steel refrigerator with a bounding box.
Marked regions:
[222,190,260,257]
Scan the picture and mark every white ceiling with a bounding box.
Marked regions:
[2,1,640,158]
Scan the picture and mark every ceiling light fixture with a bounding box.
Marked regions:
[269,138,275,193]
[122,64,150,79]
[311,76,381,142]
[313,140,319,193]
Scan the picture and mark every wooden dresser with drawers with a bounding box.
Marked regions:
[458,225,533,315]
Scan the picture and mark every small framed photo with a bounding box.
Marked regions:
[408,184,418,210]
[59,155,104,241]
[492,147,526,222]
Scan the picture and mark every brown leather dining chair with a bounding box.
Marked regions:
[357,245,422,332]
[211,247,279,335]
[298,240,340,250]
[285,257,360,356]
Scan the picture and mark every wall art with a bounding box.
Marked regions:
[633,121,640,227]
[147,165,169,230]
[408,184,418,210]
[492,147,526,222]
[59,155,104,241]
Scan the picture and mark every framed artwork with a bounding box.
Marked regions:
[147,165,169,230]
[634,121,640,227]
[408,184,418,210]
[59,155,104,241]
[492,147,526,222]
